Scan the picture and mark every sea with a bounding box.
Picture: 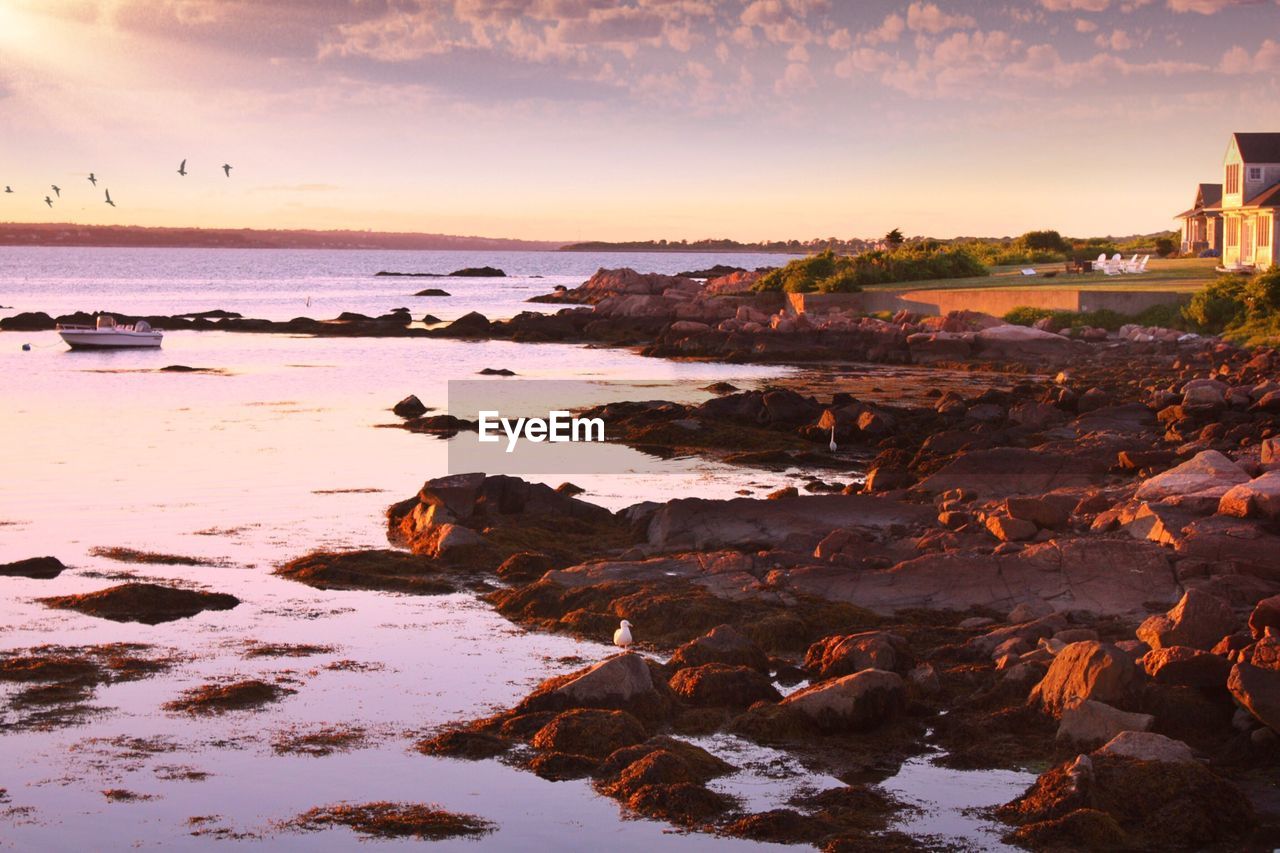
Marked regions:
[0,247,1032,851]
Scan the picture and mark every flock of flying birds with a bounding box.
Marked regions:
[2,159,234,210]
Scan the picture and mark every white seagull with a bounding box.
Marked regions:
[613,619,634,650]
[104,188,115,207]
[829,425,838,452]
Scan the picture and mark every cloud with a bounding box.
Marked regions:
[905,2,975,33]
[1167,0,1264,11]
[860,12,905,45]
[1040,0,1110,9]
[1075,18,1099,31]
[1219,38,1280,72]
[1095,28,1134,49]
[554,7,664,44]
[774,61,815,94]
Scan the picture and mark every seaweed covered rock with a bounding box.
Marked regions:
[530,709,647,759]
[513,652,679,726]
[667,624,770,674]
[40,583,239,625]
[998,752,1253,850]
[0,556,65,579]
[667,663,781,708]
[275,550,458,595]
[803,631,913,680]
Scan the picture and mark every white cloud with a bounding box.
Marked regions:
[1039,0,1111,10]
[1074,18,1099,31]
[905,2,975,33]
[774,61,815,94]
[1219,38,1280,72]
[860,12,905,45]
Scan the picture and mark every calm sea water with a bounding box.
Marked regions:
[0,247,797,323]
[0,248,1031,851]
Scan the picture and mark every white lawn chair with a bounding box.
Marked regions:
[1135,254,1150,273]
[1099,253,1123,275]
[1122,254,1142,273]
[1092,253,1108,273]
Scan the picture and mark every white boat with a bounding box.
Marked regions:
[57,315,163,349]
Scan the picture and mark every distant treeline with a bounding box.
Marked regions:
[559,238,876,254]
[0,222,563,251]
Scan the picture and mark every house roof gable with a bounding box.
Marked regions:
[1242,182,1280,209]
[1198,183,1223,207]
[1233,133,1280,164]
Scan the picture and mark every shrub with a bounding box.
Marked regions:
[753,247,987,293]
[1182,274,1249,331]
[1154,237,1177,257]
[1243,266,1280,314]
[1020,230,1070,253]
[1004,306,1055,327]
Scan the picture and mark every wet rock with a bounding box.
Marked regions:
[477,367,516,376]
[1140,646,1231,688]
[287,802,494,840]
[601,749,703,797]
[164,679,293,714]
[1248,594,1280,639]
[1056,700,1153,746]
[623,781,733,826]
[916,448,1108,498]
[667,624,770,674]
[1135,589,1236,651]
[667,663,781,708]
[780,669,905,733]
[414,288,450,296]
[1218,470,1280,520]
[1097,731,1195,763]
[0,556,65,579]
[496,551,555,583]
[527,750,599,780]
[392,395,427,418]
[40,583,239,625]
[1030,642,1138,717]
[1228,661,1280,731]
[530,709,647,759]
[275,550,458,595]
[803,631,912,680]
[443,311,491,335]
[594,736,734,785]
[514,652,678,726]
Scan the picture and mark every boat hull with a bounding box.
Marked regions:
[59,331,164,349]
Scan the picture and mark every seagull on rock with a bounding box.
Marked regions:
[829,425,838,452]
[51,185,60,197]
[613,619,634,650]
[104,189,115,207]
[44,195,53,208]
[178,159,187,177]
[222,163,232,177]
[87,173,97,186]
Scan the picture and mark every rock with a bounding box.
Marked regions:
[477,367,516,376]
[1228,662,1280,731]
[1134,450,1249,503]
[780,669,905,732]
[1218,470,1280,520]
[803,631,912,680]
[414,288,451,296]
[39,583,239,624]
[516,652,677,726]
[622,781,733,826]
[1009,600,1056,623]
[1005,494,1078,529]
[1135,589,1236,651]
[1248,594,1280,639]
[416,729,510,760]
[667,624,769,674]
[0,556,65,579]
[667,664,781,708]
[973,324,1075,359]
[449,266,505,277]
[916,448,1108,498]
[392,395,428,418]
[1056,700,1154,746]
[275,549,459,594]
[444,311,491,335]
[1141,646,1232,688]
[1097,731,1195,763]
[1030,642,1137,717]
[986,514,1038,542]
[530,709,647,759]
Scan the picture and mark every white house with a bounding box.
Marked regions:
[1213,133,1280,270]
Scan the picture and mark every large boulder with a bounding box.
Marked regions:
[1248,594,1280,639]
[0,556,65,579]
[1097,731,1195,764]
[1135,589,1236,651]
[1056,700,1153,746]
[530,709,647,759]
[1134,450,1250,504]
[667,624,770,674]
[916,448,1108,498]
[1140,646,1232,688]
[803,631,912,680]
[516,652,678,726]
[1029,641,1138,717]
[780,669,905,732]
[973,324,1076,360]
[1218,470,1280,521]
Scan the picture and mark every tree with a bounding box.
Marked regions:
[1154,237,1176,257]
[1020,230,1069,253]
[884,228,905,248]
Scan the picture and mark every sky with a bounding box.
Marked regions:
[0,0,1277,242]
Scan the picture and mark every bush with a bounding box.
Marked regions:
[1004,307,1055,327]
[1243,266,1280,314]
[1020,230,1070,253]
[753,247,987,293]
[1005,304,1188,333]
[1154,237,1177,257]
[1182,274,1249,331]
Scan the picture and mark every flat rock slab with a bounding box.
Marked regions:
[916,448,1108,498]
[644,494,933,552]
[778,538,1179,617]
[40,582,239,624]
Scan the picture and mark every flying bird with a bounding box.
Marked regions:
[44,196,53,208]
[222,163,232,177]
[51,185,60,197]
[3,186,12,194]
[87,173,97,186]
[104,189,115,207]
[177,159,187,177]
[613,619,634,650]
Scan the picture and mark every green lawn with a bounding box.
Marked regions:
[864,257,1218,294]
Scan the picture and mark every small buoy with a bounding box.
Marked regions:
[21,343,31,351]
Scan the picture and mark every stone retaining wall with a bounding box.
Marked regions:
[786,287,1189,318]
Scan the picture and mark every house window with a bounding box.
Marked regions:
[1227,164,1241,195]
[1227,218,1239,246]
[1249,166,1263,182]
[1261,216,1273,249]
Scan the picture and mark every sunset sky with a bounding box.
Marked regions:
[0,0,1277,241]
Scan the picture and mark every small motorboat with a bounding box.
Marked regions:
[57,315,163,349]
